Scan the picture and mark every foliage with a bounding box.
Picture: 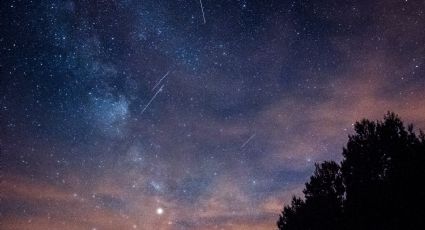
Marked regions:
[277,112,425,230]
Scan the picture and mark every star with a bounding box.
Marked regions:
[156,207,164,215]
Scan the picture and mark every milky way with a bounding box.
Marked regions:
[1,0,425,229]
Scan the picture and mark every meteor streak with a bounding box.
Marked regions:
[152,71,170,91]
[241,133,256,149]
[141,84,165,115]
[199,0,206,24]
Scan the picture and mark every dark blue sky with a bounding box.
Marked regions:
[1,0,424,229]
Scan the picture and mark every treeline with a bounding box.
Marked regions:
[277,112,425,230]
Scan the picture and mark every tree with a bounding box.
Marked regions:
[277,196,306,230]
[277,112,425,230]
[277,161,344,230]
[341,112,425,229]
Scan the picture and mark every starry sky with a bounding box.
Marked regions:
[1,0,424,229]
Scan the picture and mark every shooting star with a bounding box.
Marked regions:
[241,133,256,149]
[152,71,170,91]
[141,84,165,115]
[199,0,206,24]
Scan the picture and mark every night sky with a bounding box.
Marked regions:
[1,0,424,229]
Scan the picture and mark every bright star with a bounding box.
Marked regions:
[156,207,164,215]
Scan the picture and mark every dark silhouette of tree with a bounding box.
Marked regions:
[303,161,344,230]
[277,112,425,230]
[277,161,344,230]
[277,196,306,230]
